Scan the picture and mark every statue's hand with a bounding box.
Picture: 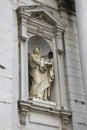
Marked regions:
[45,61,53,66]
[39,66,46,73]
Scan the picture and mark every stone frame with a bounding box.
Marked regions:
[17,5,71,128]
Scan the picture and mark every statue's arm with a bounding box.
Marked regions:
[44,60,53,66]
[30,54,41,65]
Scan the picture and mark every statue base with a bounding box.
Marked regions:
[31,97,56,106]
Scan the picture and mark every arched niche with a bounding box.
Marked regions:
[28,35,55,102]
[17,5,71,127]
[28,36,51,56]
[17,4,69,112]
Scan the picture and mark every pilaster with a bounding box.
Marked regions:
[18,12,29,100]
[55,26,68,110]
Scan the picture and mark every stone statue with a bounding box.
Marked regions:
[29,46,54,100]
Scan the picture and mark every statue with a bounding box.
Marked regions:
[29,46,54,100]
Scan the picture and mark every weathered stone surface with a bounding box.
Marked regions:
[0,0,87,130]
[75,0,87,108]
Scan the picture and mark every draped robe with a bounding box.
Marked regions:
[29,53,54,100]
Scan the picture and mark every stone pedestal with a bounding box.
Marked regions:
[18,99,71,130]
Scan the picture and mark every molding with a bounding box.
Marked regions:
[18,100,71,126]
[61,111,71,130]
[58,49,64,55]
[27,18,54,40]
[17,5,66,29]
[17,5,67,40]
[18,100,59,114]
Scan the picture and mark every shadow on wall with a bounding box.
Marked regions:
[58,0,75,13]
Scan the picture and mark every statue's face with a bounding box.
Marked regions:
[34,47,40,55]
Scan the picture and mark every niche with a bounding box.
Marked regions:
[28,35,55,102]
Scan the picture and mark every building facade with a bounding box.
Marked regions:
[0,0,87,130]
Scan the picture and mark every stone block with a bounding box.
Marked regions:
[18,0,39,5]
[85,114,87,125]
[67,67,82,79]
[68,100,87,113]
[60,11,76,22]
[65,20,77,32]
[66,45,79,55]
[0,0,12,10]
[68,76,83,88]
[0,17,13,32]
[73,123,87,130]
[66,51,80,62]
[0,55,13,77]
[29,112,59,127]
[66,40,78,48]
[68,21,76,30]
[12,102,20,127]
[0,29,13,52]
[65,31,78,42]
[18,0,58,9]
[0,76,12,89]
[0,89,12,103]
[12,10,18,26]
[66,75,84,95]
[26,123,59,130]
[0,48,13,72]
[67,84,84,95]
[0,6,12,24]
[66,58,81,70]
[12,0,18,5]
[67,93,85,103]
[0,117,12,130]
[0,102,12,119]
[0,69,13,79]
[72,112,87,124]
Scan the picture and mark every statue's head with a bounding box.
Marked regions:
[48,51,53,59]
[33,46,41,55]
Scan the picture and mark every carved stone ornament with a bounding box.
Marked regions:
[17,5,66,34]
[61,111,71,130]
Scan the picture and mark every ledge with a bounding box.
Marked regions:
[18,99,71,114]
[18,99,71,125]
[18,99,60,114]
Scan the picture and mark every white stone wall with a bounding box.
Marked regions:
[0,0,13,130]
[0,0,87,130]
[0,0,59,129]
[60,10,87,130]
[75,0,87,108]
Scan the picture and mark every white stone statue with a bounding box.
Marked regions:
[29,46,54,100]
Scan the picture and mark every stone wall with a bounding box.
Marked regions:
[1,0,59,130]
[0,0,13,130]
[75,0,87,109]
[0,0,87,130]
[60,11,87,129]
